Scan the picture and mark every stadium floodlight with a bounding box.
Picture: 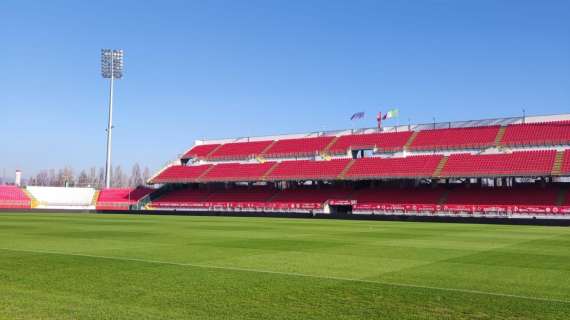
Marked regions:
[101,49,124,189]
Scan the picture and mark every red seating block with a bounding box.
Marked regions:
[441,150,556,177]
[328,131,411,155]
[183,144,220,159]
[151,188,212,208]
[502,121,570,146]
[446,186,558,206]
[0,186,31,209]
[149,184,568,215]
[267,159,351,180]
[352,187,443,211]
[410,126,500,150]
[207,187,274,203]
[353,187,442,204]
[96,187,154,211]
[201,162,275,182]
[345,155,442,179]
[208,140,273,160]
[152,165,212,183]
[269,187,352,209]
[264,136,334,158]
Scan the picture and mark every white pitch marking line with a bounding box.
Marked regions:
[0,247,568,305]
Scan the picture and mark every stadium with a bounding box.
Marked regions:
[1,1,570,319]
[1,113,570,319]
[3,114,570,219]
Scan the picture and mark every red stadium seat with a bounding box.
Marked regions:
[345,155,443,179]
[151,187,274,209]
[208,140,273,160]
[267,159,351,181]
[0,186,31,209]
[501,121,570,146]
[444,186,559,215]
[149,184,568,215]
[352,187,443,212]
[201,162,276,182]
[328,131,412,155]
[269,187,352,209]
[410,126,500,150]
[96,187,154,211]
[151,188,212,208]
[263,136,334,158]
[182,144,220,159]
[152,165,212,183]
[441,150,556,177]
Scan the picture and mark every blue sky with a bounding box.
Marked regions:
[0,0,568,178]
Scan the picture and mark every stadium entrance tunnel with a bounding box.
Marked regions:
[328,200,354,215]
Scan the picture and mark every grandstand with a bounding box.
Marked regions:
[96,187,154,211]
[144,113,570,218]
[0,186,31,209]
[2,113,570,219]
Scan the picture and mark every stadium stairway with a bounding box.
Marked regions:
[403,131,419,149]
[321,136,340,157]
[259,140,278,156]
[133,191,154,210]
[204,144,224,159]
[432,156,449,177]
[91,190,100,207]
[494,125,507,146]
[22,188,39,208]
[196,165,216,182]
[261,162,280,181]
[337,159,356,179]
[552,151,564,175]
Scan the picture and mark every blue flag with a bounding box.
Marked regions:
[350,112,365,120]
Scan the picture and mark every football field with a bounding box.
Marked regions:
[0,212,569,319]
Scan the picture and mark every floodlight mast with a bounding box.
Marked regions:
[101,49,124,189]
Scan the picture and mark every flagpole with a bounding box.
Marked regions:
[396,116,400,132]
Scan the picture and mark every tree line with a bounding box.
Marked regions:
[26,163,152,188]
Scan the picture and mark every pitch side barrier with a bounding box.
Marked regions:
[91,209,570,226]
[2,208,569,226]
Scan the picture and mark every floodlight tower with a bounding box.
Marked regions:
[101,49,124,189]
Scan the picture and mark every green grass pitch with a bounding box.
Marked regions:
[0,212,569,319]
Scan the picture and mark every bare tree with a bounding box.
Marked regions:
[129,163,143,187]
[98,167,105,189]
[77,170,89,187]
[142,167,151,186]
[27,176,36,186]
[112,165,127,188]
[48,169,57,186]
[63,166,75,186]
[28,164,150,189]
[88,167,98,187]
[35,170,49,186]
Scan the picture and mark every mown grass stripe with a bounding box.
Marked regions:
[1,246,567,305]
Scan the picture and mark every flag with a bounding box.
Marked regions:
[377,112,382,128]
[383,109,399,120]
[350,112,365,120]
